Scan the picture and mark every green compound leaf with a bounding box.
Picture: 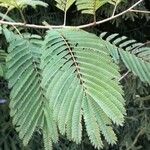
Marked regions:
[41,29,126,149]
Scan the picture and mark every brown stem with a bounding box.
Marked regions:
[0,0,144,30]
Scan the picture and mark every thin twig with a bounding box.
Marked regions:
[130,9,150,14]
[78,0,144,28]
[0,9,10,21]
[0,9,23,37]
[0,0,144,29]
[19,9,26,23]
[63,11,67,26]
[63,1,68,26]
[127,129,144,150]
[93,1,97,23]
[136,95,150,101]
[12,25,23,37]
[118,71,130,82]
[112,2,118,16]
[0,20,72,29]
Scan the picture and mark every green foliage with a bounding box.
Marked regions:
[100,32,150,83]
[55,0,75,12]
[5,32,58,150]
[0,0,150,150]
[0,50,7,77]
[119,50,150,83]
[0,0,48,10]
[41,29,126,149]
[76,0,125,14]
[76,0,109,14]
[55,0,125,14]
[4,28,126,149]
[3,27,149,150]
[99,0,150,27]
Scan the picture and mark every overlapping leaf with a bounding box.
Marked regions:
[6,34,58,150]
[76,0,109,14]
[100,32,150,84]
[41,29,126,149]
[0,0,48,10]
[55,0,75,12]
[76,0,123,14]
[0,50,7,77]
[5,28,128,150]
[54,0,125,14]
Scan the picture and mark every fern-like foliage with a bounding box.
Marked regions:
[100,32,150,83]
[0,50,7,77]
[76,0,113,14]
[54,0,125,14]
[5,28,129,150]
[55,0,75,12]
[6,28,150,150]
[0,0,48,10]
[6,32,58,150]
[75,0,105,14]
[41,29,126,149]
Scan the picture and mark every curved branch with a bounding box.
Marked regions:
[0,0,144,29]
[129,9,150,14]
[77,0,144,28]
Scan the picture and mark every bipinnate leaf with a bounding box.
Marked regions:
[6,34,58,149]
[41,29,126,149]
[100,32,150,84]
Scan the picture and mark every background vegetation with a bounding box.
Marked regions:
[0,0,150,150]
